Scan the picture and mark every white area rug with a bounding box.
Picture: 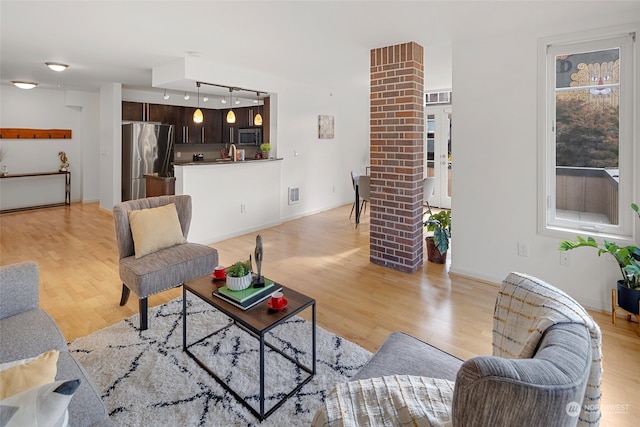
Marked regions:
[68,295,372,426]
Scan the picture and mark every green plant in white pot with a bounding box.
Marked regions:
[260,143,271,158]
[559,203,640,315]
[226,260,253,291]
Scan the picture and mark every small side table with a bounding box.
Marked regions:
[0,171,70,213]
[611,288,640,336]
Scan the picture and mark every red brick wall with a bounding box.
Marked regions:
[369,42,424,273]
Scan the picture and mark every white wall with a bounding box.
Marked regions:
[0,86,99,209]
[100,84,124,211]
[450,24,639,311]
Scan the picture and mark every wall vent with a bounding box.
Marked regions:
[288,187,300,205]
[425,90,452,105]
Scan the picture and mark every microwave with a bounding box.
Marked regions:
[238,127,262,145]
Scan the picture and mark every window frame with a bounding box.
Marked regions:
[537,25,638,243]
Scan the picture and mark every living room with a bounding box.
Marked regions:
[1,1,639,426]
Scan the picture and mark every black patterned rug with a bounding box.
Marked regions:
[68,295,372,426]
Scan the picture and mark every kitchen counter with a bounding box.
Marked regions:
[173,159,283,244]
[173,158,282,166]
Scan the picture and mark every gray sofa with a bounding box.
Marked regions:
[0,262,114,427]
[314,272,600,427]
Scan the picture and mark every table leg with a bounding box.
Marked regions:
[182,286,187,351]
[312,302,316,374]
[355,183,360,227]
[65,172,71,205]
[260,334,265,419]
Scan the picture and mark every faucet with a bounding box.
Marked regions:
[229,144,237,162]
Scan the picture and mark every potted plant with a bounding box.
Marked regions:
[226,260,253,291]
[424,210,451,264]
[558,203,640,315]
[260,143,271,158]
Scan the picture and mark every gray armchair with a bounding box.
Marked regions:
[313,272,601,427]
[113,195,218,330]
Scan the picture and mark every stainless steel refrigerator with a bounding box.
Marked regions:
[122,122,174,201]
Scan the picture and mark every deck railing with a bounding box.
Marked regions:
[556,167,619,224]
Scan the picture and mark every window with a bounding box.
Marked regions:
[539,28,637,240]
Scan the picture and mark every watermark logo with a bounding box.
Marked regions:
[566,401,581,417]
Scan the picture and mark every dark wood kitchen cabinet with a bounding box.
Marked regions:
[122,101,229,144]
[149,104,179,125]
[177,107,223,144]
[203,108,223,143]
[122,101,144,121]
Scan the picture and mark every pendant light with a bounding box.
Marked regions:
[226,88,236,124]
[254,92,263,126]
[193,82,203,124]
[163,89,170,100]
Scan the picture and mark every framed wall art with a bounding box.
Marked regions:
[318,115,334,139]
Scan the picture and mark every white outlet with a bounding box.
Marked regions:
[240,204,246,213]
[176,152,182,158]
[517,241,529,257]
[560,252,570,266]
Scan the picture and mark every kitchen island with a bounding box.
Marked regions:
[174,158,283,244]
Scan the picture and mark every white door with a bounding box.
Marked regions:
[425,106,452,209]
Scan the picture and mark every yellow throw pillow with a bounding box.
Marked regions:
[128,203,187,259]
[0,349,59,399]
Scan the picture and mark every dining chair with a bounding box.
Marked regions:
[349,170,362,219]
[423,177,436,215]
[357,175,371,227]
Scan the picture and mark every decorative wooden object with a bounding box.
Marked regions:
[0,128,72,139]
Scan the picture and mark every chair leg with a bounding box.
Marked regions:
[426,201,433,215]
[349,202,356,219]
[119,284,130,306]
[139,298,148,331]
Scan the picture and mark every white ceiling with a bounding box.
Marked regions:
[2,1,639,98]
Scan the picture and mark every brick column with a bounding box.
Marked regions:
[370,42,424,273]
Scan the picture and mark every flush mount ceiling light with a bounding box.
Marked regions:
[12,81,38,89]
[183,92,190,100]
[193,83,203,124]
[163,89,170,100]
[226,88,236,124]
[45,62,68,72]
[254,92,263,126]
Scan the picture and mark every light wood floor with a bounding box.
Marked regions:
[1,203,638,426]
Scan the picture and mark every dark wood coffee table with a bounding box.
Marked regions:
[182,275,316,421]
